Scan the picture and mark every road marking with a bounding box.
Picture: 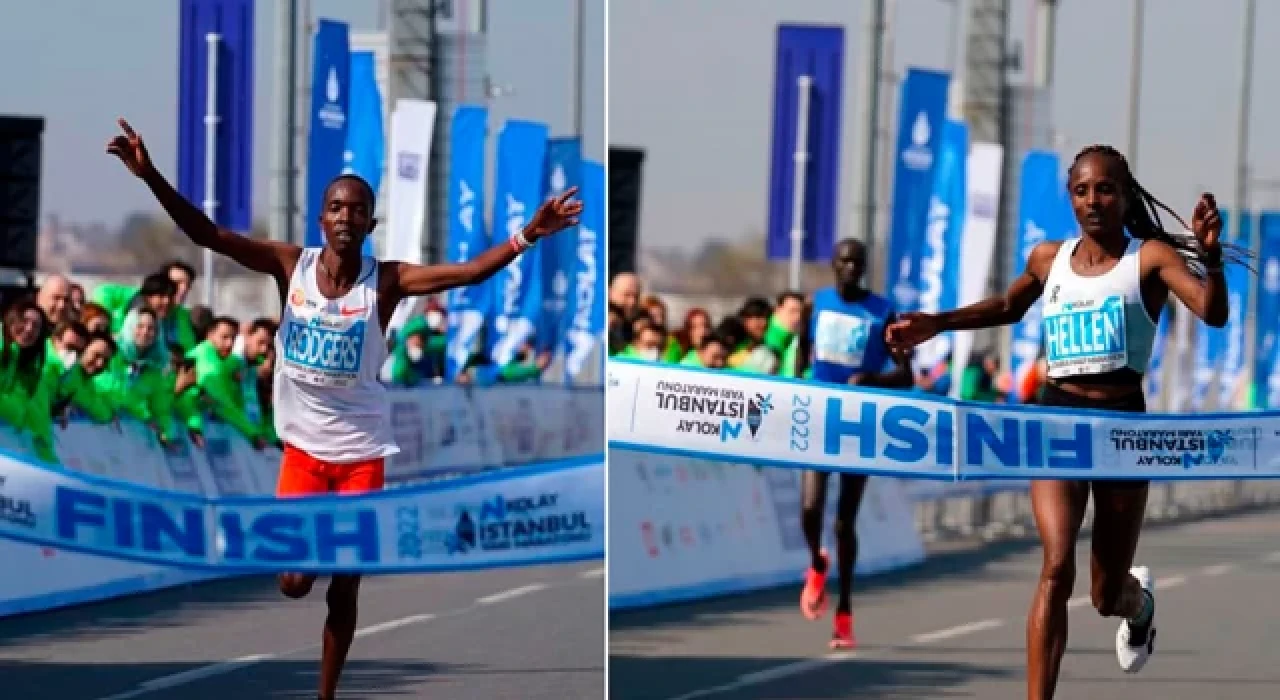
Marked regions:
[98,655,274,700]
[1155,574,1187,590]
[476,583,547,605]
[1264,551,1280,563]
[1067,595,1091,610]
[356,613,436,638]
[665,653,854,700]
[580,567,606,579]
[1201,563,1235,577]
[910,618,1005,644]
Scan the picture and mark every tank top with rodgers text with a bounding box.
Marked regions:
[1040,237,1157,379]
[273,248,399,462]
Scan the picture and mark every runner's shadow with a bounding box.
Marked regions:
[608,655,1013,700]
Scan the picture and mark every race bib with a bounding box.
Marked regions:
[813,310,873,368]
[281,317,366,388]
[1043,294,1129,376]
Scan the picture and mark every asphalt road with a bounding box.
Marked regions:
[0,560,604,699]
[610,508,1280,699]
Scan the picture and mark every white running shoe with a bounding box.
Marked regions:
[1115,565,1156,673]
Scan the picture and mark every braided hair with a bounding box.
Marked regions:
[1068,145,1251,278]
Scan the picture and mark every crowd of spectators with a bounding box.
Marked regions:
[605,271,1050,404]
[0,261,550,464]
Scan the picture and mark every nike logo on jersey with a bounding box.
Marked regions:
[339,305,367,317]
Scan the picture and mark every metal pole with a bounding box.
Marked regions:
[573,0,585,137]
[860,0,887,259]
[203,33,221,309]
[272,0,299,246]
[1238,0,1258,406]
[1126,0,1144,167]
[789,75,814,291]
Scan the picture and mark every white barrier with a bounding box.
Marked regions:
[0,384,603,617]
[608,449,925,609]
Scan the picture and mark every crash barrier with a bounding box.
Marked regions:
[607,360,1280,607]
[0,384,603,616]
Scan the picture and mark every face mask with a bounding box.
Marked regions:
[60,349,77,367]
[426,311,444,331]
[637,348,660,362]
[407,345,425,362]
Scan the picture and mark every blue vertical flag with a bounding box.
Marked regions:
[305,19,350,248]
[443,105,490,380]
[1145,312,1171,405]
[1191,209,1229,410]
[540,138,583,355]
[488,120,550,366]
[1255,211,1280,407]
[1008,150,1067,403]
[913,119,967,374]
[884,68,951,310]
[343,50,383,256]
[766,25,847,263]
[563,161,606,380]
[177,0,254,231]
[1217,211,1252,407]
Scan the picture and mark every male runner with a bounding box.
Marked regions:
[108,118,581,700]
[795,238,913,649]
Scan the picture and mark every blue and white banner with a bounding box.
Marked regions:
[1146,311,1171,405]
[343,50,384,256]
[0,452,603,574]
[1257,211,1280,407]
[540,138,583,356]
[1009,150,1068,402]
[562,161,606,379]
[489,120,550,366]
[1191,210,1233,410]
[304,19,351,247]
[1218,211,1252,408]
[884,68,951,311]
[608,359,1280,482]
[444,105,490,379]
[913,119,967,372]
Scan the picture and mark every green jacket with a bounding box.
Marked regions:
[0,342,57,463]
[189,341,261,441]
[44,349,115,424]
[93,349,178,441]
[92,283,198,352]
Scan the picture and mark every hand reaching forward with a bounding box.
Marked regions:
[1190,192,1222,254]
[885,312,941,351]
[106,118,155,179]
[526,187,584,241]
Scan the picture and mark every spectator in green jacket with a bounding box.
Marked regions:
[386,315,444,386]
[236,317,277,441]
[190,316,266,448]
[95,307,178,444]
[91,271,187,352]
[681,332,730,370]
[168,351,207,448]
[253,345,279,445]
[59,331,118,424]
[44,319,111,425]
[620,323,668,362]
[0,299,56,462]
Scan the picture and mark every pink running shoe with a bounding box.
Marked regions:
[800,549,829,620]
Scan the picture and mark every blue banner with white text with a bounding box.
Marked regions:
[913,119,966,373]
[343,50,383,256]
[1256,212,1280,407]
[563,161,606,379]
[1191,209,1230,410]
[177,0,254,231]
[1218,211,1252,407]
[444,105,490,380]
[540,138,583,355]
[885,68,951,310]
[1146,311,1171,405]
[488,120,550,366]
[304,19,351,248]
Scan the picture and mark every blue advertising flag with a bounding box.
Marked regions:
[1008,150,1065,402]
[488,120,550,367]
[1191,209,1230,410]
[177,0,254,231]
[444,106,490,380]
[305,19,351,248]
[563,161,606,379]
[884,68,951,310]
[1146,312,1171,405]
[1255,211,1280,407]
[343,50,384,256]
[913,119,967,373]
[766,24,846,263]
[541,138,583,355]
[1218,211,1252,407]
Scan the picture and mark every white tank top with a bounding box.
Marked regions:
[273,248,399,462]
[1041,237,1158,379]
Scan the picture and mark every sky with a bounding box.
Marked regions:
[0,0,605,228]
[609,0,1280,252]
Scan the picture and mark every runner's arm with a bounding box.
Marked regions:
[862,318,914,389]
[389,240,525,298]
[1146,239,1229,328]
[932,241,1057,332]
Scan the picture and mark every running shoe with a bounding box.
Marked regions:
[1115,565,1156,673]
[830,611,856,650]
[800,549,829,620]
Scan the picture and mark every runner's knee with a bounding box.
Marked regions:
[1090,569,1127,617]
[278,573,315,599]
[1038,553,1075,602]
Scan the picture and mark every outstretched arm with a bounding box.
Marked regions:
[107,119,299,284]
[1149,194,1228,328]
[387,187,583,299]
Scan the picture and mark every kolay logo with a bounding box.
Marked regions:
[445,492,591,555]
[658,379,774,443]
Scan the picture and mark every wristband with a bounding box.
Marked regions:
[510,230,533,253]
